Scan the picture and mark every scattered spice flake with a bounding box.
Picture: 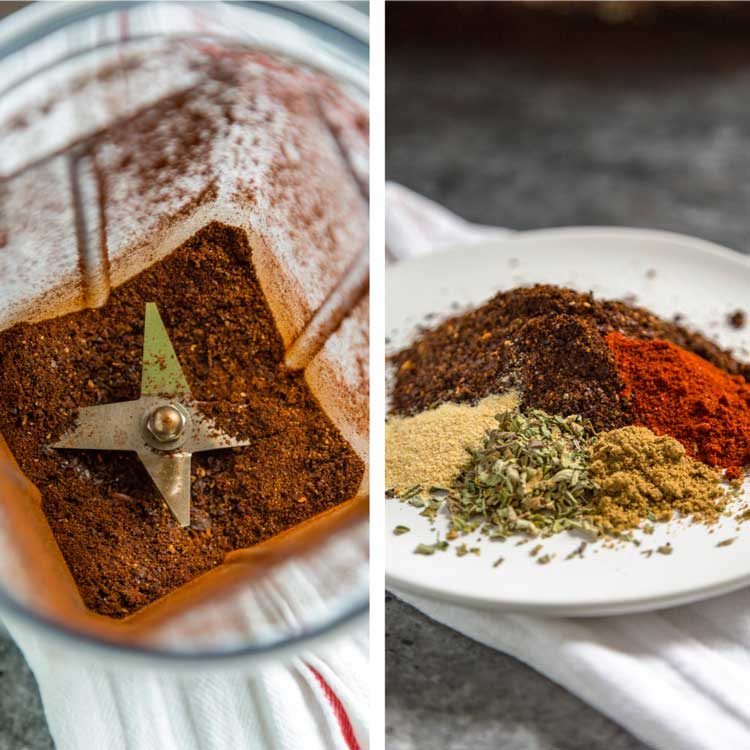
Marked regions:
[537,554,554,565]
[414,536,449,556]
[493,556,505,567]
[716,537,737,548]
[414,543,436,556]
[657,544,673,556]
[565,541,587,560]
[393,525,410,536]
[454,542,482,557]
[640,550,654,558]
[727,310,746,329]
[530,544,543,557]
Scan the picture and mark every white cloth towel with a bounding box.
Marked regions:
[386,181,750,750]
[4,616,367,750]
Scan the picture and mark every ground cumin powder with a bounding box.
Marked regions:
[0,222,364,618]
[590,426,727,534]
[385,391,519,495]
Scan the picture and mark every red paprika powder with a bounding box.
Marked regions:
[606,332,750,479]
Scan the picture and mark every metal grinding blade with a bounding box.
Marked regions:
[53,303,251,526]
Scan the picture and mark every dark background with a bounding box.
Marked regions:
[387,1,750,250]
[386,3,750,749]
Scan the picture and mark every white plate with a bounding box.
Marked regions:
[385,227,750,616]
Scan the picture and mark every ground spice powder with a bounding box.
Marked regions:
[0,222,364,618]
[390,285,749,431]
[385,391,519,496]
[607,332,750,479]
[590,426,727,533]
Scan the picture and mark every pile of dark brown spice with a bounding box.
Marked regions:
[390,285,749,431]
[0,223,364,617]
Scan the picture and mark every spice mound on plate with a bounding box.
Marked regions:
[590,426,728,534]
[385,391,519,497]
[448,413,729,540]
[390,284,748,431]
[390,284,746,546]
[450,409,599,538]
[607,333,750,480]
[0,223,364,618]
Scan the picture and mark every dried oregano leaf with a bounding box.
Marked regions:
[449,408,599,539]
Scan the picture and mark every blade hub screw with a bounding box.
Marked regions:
[147,404,186,443]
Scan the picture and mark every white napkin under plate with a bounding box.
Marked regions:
[386,181,750,750]
[3,616,367,750]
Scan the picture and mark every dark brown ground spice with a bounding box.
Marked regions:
[0,222,364,618]
[390,285,750,431]
[728,310,746,330]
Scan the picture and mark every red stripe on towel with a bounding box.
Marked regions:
[308,665,361,750]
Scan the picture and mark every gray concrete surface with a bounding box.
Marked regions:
[386,595,648,750]
[0,631,51,750]
[385,5,750,750]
